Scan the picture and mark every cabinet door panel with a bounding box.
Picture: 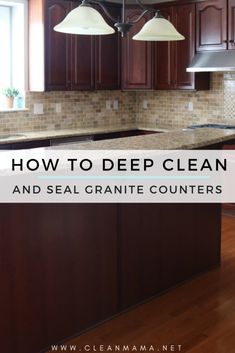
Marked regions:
[174,4,195,89]
[70,2,95,91]
[0,204,118,353]
[196,0,227,51]
[119,204,163,309]
[95,5,121,89]
[45,0,71,90]
[155,7,174,89]
[229,0,235,49]
[122,9,153,90]
[71,35,95,90]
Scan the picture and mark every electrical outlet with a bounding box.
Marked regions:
[113,100,119,110]
[143,100,148,109]
[106,100,112,110]
[33,103,44,115]
[55,103,62,113]
[188,102,194,111]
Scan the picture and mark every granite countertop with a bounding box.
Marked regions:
[1,123,235,149]
[50,128,235,150]
[0,124,176,145]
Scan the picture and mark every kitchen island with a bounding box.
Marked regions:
[1,127,235,353]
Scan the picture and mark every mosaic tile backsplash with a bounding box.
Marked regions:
[0,73,235,133]
[136,73,235,127]
[0,91,136,133]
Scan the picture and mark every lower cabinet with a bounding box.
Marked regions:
[119,204,163,309]
[0,139,51,150]
[0,202,221,353]
[223,141,235,212]
[119,203,221,309]
[0,204,118,353]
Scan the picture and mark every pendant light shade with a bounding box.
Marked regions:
[54,5,115,35]
[133,15,185,41]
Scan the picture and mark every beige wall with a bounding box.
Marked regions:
[0,73,235,133]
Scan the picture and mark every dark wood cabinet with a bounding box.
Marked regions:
[155,3,209,90]
[71,34,95,90]
[119,204,163,309]
[228,0,235,49]
[95,4,121,89]
[122,8,153,90]
[174,4,197,89]
[155,7,173,89]
[93,129,159,141]
[45,0,71,90]
[0,197,222,352]
[0,139,50,150]
[119,203,221,310]
[71,3,121,91]
[29,0,120,91]
[196,0,235,51]
[160,204,220,290]
[196,0,227,52]
[0,204,118,353]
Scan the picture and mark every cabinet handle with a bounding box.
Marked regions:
[224,40,228,43]
[229,40,235,45]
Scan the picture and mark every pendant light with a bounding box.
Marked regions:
[54,0,185,42]
[54,2,115,35]
[133,12,185,41]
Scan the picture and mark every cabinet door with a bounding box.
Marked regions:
[122,8,153,90]
[174,4,196,89]
[0,204,118,353]
[70,3,95,90]
[71,35,95,90]
[71,3,95,90]
[196,0,227,52]
[155,7,174,89]
[119,204,163,309]
[45,0,71,91]
[228,0,235,49]
[95,4,121,89]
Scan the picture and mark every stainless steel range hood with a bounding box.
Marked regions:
[187,51,235,72]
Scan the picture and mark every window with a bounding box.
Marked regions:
[0,0,27,109]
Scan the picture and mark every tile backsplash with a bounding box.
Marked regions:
[0,73,235,133]
[136,73,232,127]
[0,91,136,133]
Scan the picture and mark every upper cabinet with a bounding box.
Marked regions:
[155,3,209,90]
[30,0,221,92]
[44,0,72,91]
[29,0,120,91]
[122,8,153,90]
[196,0,227,51]
[174,4,196,89]
[228,0,235,49]
[155,7,173,89]
[95,4,121,90]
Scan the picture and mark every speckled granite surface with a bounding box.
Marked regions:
[0,124,176,145]
[51,128,235,150]
[1,124,235,149]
